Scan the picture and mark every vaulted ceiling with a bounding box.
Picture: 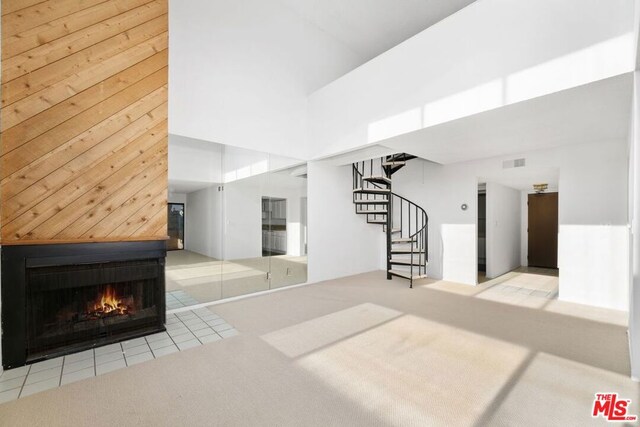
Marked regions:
[278,0,476,65]
[169,0,477,157]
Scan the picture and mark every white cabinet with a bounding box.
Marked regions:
[263,230,287,254]
[274,231,286,252]
[271,200,286,219]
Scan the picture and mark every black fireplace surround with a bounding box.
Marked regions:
[2,241,166,369]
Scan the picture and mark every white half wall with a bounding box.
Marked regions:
[307,161,385,283]
[441,224,477,285]
[559,225,630,311]
[486,182,521,279]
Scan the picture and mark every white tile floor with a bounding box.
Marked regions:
[166,290,200,310]
[475,269,559,308]
[0,308,237,404]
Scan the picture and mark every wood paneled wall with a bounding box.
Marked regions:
[0,0,168,245]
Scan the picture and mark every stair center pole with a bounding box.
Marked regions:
[386,157,392,280]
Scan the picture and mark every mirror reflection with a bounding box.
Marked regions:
[165,136,307,310]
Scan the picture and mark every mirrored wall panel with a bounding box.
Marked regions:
[166,136,307,309]
[166,135,223,309]
[220,146,272,299]
[267,165,308,290]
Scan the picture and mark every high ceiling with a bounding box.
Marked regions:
[381,73,633,164]
[278,0,476,63]
[169,0,478,157]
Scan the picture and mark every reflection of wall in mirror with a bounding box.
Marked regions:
[225,174,306,260]
[185,186,223,259]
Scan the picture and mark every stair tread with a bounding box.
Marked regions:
[392,238,415,243]
[388,269,427,280]
[382,161,406,166]
[390,259,425,266]
[353,188,391,194]
[354,200,389,204]
[363,176,391,185]
[357,210,388,214]
[368,219,387,224]
[388,154,417,161]
[391,249,425,253]
[391,228,401,233]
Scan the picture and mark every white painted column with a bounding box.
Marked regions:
[631,72,640,380]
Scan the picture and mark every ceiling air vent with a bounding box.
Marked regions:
[502,158,526,169]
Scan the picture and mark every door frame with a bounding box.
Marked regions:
[167,202,185,251]
[526,191,559,269]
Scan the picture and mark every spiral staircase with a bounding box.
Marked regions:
[352,153,428,288]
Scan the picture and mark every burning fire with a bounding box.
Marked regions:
[91,285,132,316]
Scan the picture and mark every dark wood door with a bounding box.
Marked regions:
[528,192,558,268]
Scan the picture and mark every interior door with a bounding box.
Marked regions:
[167,203,185,251]
[528,192,558,268]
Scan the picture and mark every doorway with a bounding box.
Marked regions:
[167,203,185,251]
[262,197,287,256]
[527,192,558,268]
[477,184,487,282]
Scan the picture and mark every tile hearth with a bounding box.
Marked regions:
[0,308,237,404]
[166,290,200,309]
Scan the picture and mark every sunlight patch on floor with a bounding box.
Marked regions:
[420,269,627,327]
[544,300,628,327]
[483,352,640,426]
[294,314,530,426]
[261,303,402,358]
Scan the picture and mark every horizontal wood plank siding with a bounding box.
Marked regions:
[0,0,168,245]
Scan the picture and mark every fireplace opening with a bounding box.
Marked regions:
[2,241,166,369]
[26,260,162,360]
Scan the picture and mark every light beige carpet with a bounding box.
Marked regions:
[0,271,637,426]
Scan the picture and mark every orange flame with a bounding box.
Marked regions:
[93,285,128,315]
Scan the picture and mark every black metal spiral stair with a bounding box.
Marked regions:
[352,153,428,288]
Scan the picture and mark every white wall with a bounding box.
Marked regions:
[0,261,2,374]
[223,178,262,260]
[392,140,629,301]
[308,0,634,159]
[169,0,362,159]
[441,224,477,285]
[169,134,222,185]
[520,191,528,267]
[222,146,302,184]
[223,173,307,260]
[185,186,223,259]
[307,161,385,283]
[169,192,187,206]
[559,225,630,311]
[629,71,640,379]
[486,182,521,279]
